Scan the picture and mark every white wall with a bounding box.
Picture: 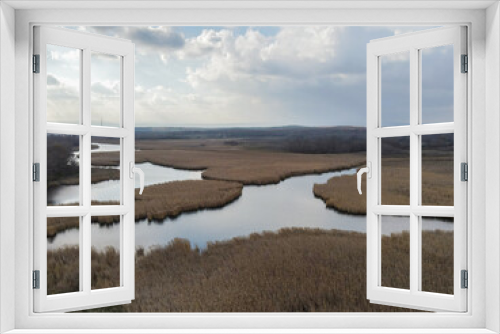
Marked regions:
[0,2,16,333]
[486,2,500,333]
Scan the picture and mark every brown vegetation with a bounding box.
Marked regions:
[92,142,366,186]
[91,247,120,290]
[47,246,121,295]
[134,180,243,221]
[421,229,454,294]
[47,217,80,239]
[313,156,453,215]
[313,173,367,215]
[46,180,242,237]
[46,228,454,312]
[47,246,80,295]
[48,167,120,188]
[47,210,120,238]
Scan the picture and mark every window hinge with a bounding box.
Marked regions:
[33,270,40,289]
[33,54,40,73]
[461,162,468,182]
[33,163,40,182]
[461,54,468,73]
[461,270,468,289]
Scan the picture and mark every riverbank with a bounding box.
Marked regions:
[313,156,453,215]
[47,180,243,237]
[134,180,243,221]
[47,227,453,312]
[48,168,120,189]
[92,147,366,186]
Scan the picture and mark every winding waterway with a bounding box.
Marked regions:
[47,144,453,251]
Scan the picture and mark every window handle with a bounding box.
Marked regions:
[129,162,145,195]
[357,162,371,195]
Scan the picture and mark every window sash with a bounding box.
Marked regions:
[9,6,487,331]
[33,26,136,313]
[366,26,468,312]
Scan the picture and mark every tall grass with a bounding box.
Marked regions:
[93,148,366,186]
[47,246,121,294]
[46,180,242,237]
[313,156,453,214]
[44,228,453,312]
[134,180,243,221]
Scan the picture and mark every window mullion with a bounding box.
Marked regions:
[409,47,420,294]
[82,47,92,294]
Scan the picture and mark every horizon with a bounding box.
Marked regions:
[45,25,452,128]
[134,124,367,129]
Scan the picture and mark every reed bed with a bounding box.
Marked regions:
[134,180,243,221]
[313,156,453,214]
[48,168,120,188]
[46,246,121,295]
[92,149,366,186]
[46,180,242,237]
[45,228,453,312]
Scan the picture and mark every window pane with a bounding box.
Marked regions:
[381,215,410,290]
[381,51,410,127]
[47,217,80,295]
[46,44,81,124]
[381,136,410,205]
[421,217,454,294]
[47,134,80,206]
[421,134,454,206]
[91,137,121,205]
[421,45,454,124]
[91,215,121,290]
[91,52,121,127]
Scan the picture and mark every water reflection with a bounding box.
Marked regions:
[47,162,203,205]
[47,167,453,251]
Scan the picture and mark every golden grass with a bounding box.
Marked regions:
[134,180,243,221]
[45,228,454,312]
[382,231,410,289]
[313,156,453,214]
[46,180,242,237]
[91,247,120,290]
[47,210,120,238]
[47,246,80,295]
[47,217,80,239]
[92,141,366,186]
[47,246,121,295]
[48,168,120,188]
[313,174,366,215]
[421,229,454,294]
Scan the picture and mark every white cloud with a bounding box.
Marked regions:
[53,25,444,127]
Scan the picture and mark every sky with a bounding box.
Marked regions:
[46,26,453,128]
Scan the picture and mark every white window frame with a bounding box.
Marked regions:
[366,26,467,312]
[1,1,499,333]
[33,26,136,313]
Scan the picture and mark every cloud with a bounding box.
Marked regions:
[55,25,448,127]
[47,74,60,86]
[178,28,233,59]
[91,81,120,97]
[183,26,344,86]
[127,26,185,50]
[46,73,80,124]
[81,26,185,63]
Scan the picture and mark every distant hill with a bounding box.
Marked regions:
[134,126,452,155]
[134,126,366,154]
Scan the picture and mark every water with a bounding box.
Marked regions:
[48,142,203,205]
[47,163,202,205]
[47,163,453,251]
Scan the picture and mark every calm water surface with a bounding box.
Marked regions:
[47,154,453,251]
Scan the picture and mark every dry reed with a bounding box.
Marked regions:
[313,157,453,214]
[45,228,451,312]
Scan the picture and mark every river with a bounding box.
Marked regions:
[47,144,453,251]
